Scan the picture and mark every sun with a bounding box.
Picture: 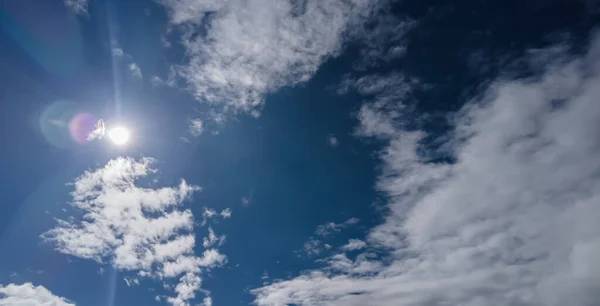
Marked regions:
[108,126,130,145]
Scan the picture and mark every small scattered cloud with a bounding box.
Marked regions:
[189,119,203,137]
[201,208,231,225]
[86,119,105,141]
[112,48,124,57]
[328,135,338,147]
[340,239,366,251]
[315,218,359,237]
[220,208,231,219]
[64,0,88,16]
[202,227,226,248]
[300,218,360,257]
[129,63,142,79]
[124,277,140,287]
[241,197,250,207]
[202,296,213,306]
[0,283,74,306]
[151,76,164,87]
[302,237,324,257]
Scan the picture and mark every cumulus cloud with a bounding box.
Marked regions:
[157,0,387,114]
[64,0,88,16]
[41,157,227,305]
[252,35,600,306]
[0,283,74,306]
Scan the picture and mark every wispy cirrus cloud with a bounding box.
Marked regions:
[252,34,600,306]
[315,218,359,238]
[0,283,74,306]
[157,0,402,116]
[41,157,227,305]
[301,218,360,256]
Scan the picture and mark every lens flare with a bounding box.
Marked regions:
[69,113,97,144]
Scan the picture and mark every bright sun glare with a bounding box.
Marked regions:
[108,126,130,145]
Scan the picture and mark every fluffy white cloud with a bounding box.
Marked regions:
[41,157,226,305]
[340,239,366,251]
[157,0,386,114]
[64,0,88,16]
[167,273,202,306]
[252,35,600,306]
[0,283,74,306]
[220,208,231,218]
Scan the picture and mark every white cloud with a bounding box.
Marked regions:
[41,157,226,305]
[129,63,142,79]
[201,208,231,226]
[340,239,366,251]
[252,35,600,306]
[167,273,201,306]
[315,218,359,237]
[220,208,232,218]
[202,227,226,248]
[86,119,105,141]
[349,13,415,69]
[157,0,385,113]
[301,218,360,256]
[189,118,203,137]
[112,48,124,57]
[0,283,74,306]
[64,0,88,16]
[303,237,324,257]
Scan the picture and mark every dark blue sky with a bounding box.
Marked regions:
[1,0,600,305]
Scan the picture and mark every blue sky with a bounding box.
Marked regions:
[1,0,600,305]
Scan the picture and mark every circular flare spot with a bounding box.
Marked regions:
[69,113,97,144]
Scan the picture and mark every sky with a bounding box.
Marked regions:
[1,0,600,305]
